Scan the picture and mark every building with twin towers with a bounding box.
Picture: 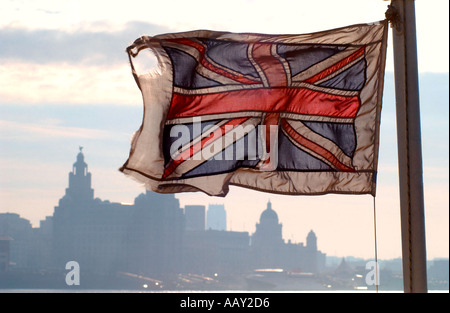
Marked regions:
[0,149,325,287]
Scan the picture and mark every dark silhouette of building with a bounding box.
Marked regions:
[0,236,12,272]
[183,229,251,274]
[206,204,226,231]
[184,205,205,231]
[251,200,284,268]
[66,147,94,202]
[52,148,185,277]
[0,213,35,268]
[0,148,327,288]
[250,200,325,272]
[252,200,283,247]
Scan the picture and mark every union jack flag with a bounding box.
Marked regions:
[121,21,388,197]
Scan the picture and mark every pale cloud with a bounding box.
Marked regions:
[0,119,129,140]
[0,157,68,186]
[1,0,91,31]
[0,21,165,105]
[1,0,447,72]
[1,0,387,32]
[0,0,447,107]
[0,61,140,105]
[0,21,168,65]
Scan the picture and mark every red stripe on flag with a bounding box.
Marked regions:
[261,112,279,167]
[168,88,360,120]
[251,43,287,87]
[163,117,250,178]
[304,46,365,84]
[281,119,355,172]
[165,38,260,85]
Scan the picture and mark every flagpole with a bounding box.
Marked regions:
[388,0,428,293]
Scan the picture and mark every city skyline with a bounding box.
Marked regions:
[4,148,325,249]
[1,139,447,262]
[1,149,331,290]
[0,0,448,261]
[0,152,447,291]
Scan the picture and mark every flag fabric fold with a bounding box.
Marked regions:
[120,21,388,197]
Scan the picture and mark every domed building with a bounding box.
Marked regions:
[250,200,283,269]
[251,200,283,248]
[250,200,325,272]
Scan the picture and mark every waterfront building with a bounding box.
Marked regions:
[0,149,326,287]
[52,148,185,276]
[250,200,325,272]
[206,204,227,231]
[0,236,12,272]
[184,205,205,231]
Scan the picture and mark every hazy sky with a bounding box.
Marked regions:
[0,0,448,260]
